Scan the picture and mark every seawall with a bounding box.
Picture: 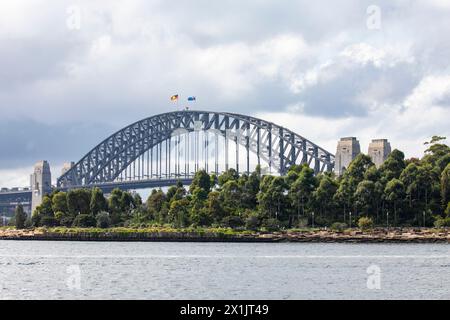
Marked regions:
[0,228,448,243]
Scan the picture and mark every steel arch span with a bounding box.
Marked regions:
[57,110,335,189]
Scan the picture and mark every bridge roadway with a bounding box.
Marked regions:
[62,177,194,193]
[0,189,32,215]
[0,177,194,214]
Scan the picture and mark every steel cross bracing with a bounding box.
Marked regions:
[57,111,335,189]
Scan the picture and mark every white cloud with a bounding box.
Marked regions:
[0,167,31,188]
[341,43,387,67]
[404,75,450,109]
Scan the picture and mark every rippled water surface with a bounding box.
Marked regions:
[0,241,448,299]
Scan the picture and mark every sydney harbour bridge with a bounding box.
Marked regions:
[0,110,335,214]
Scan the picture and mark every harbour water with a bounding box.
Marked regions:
[0,241,448,300]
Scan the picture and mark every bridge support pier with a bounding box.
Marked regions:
[30,161,52,214]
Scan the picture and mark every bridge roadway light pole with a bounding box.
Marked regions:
[349,212,352,228]
[423,210,426,228]
[386,211,389,229]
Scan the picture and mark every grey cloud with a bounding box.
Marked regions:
[0,118,115,169]
[297,62,422,118]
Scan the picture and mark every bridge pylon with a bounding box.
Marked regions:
[30,161,52,214]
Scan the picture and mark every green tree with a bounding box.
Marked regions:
[14,204,27,229]
[108,189,124,225]
[313,174,338,220]
[147,189,167,218]
[107,189,135,224]
[441,163,450,208]
[190,170,211,194]
[422,136,449,167]
[52,192,68,214]
[416,164,436,216]
[133,193,143,207]
[96,212,111,229]
[259,176,288,220]
[67,189,91,215]
[168,199,190,228]
[219,180,242,215]
[39,195,54,217]
[239,171,260,209]
[90,187,107,216]
[379,149,406,181]
[400,163,419,208]
[218,168,239,187]
[189,187,211,226]
[384,178,405,226]
[72,214,96,227]
[205,191,225,223]
[335,154,374,218]
[258,175,275,217]
[289,165,317,221]
[354,180,375,216]
[40,216,58,227]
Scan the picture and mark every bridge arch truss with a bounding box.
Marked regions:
[57,111,335,188]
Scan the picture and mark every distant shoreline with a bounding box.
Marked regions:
[0,228,448,243]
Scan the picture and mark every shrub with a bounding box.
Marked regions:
[221,216,244,229]
[72,214,96,228]
[358,217,374,231]
[434,217,450,228]
[60,215,74,227]
[295,217,309,228]
[96,212,111,229]
[14,205,27,229]
[54,211,64,222]
[245,215,260,231]
[24,218,33,229]
[31,213,40,227]
[331,222,348,232]
[40,216,58,227]
[262,218,280,232]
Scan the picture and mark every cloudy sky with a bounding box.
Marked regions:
[1,0,450,187]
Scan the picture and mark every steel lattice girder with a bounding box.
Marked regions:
[57,111,335,188]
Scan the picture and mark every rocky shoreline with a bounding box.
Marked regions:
[0,228,448,243]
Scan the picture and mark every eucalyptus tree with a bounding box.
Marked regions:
[289,165,317,220]
[384,178,405,226]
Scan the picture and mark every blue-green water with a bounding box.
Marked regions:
[0,241,448,300]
